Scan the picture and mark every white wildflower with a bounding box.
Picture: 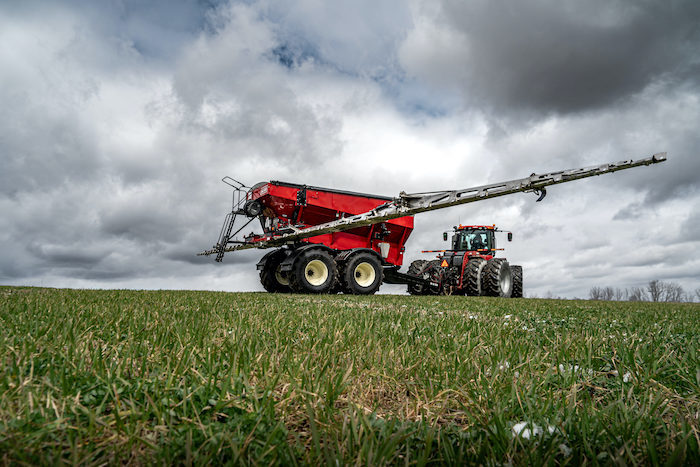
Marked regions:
[623,372,632,383]
[559,443,572,456]
[558,364,580,374]
[512,422,538,439]
[512,422,556,440]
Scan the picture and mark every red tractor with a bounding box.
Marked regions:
[404,225,522,297]
[199,153,666,296]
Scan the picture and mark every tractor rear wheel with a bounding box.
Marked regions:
[289,249,338,294]
[511,265,523,298]
[342,252,383,295]
[482,258,513,298]
[407,259,428,295]
[259,250,291,293]
[463,257,487,296]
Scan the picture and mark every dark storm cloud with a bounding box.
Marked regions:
[99,204,187,243]
[30,243,109,267]
[0,68,102,196]
[445,0,700,115]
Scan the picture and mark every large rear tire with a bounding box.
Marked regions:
[259,250,291,293]
[407,259,429,295]
[463,257,487,296]
[289,249,338,294]
[511,265,523,298]
[342,252,383,295]
[482,258,513,298]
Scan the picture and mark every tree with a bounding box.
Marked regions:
[647,280,664,302]
[628,287,648,302]
[663,282,684,302]
[589,286,604,300]
[589,281,686,302]
[590,286,617,301]
[602,287,615,301]
[613,288,628,301]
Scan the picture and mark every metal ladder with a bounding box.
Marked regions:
[213,177,248,262]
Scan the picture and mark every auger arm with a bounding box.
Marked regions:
[199,152,666,255]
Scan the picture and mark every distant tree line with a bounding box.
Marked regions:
[589,280,699,303]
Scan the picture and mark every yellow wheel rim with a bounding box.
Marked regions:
[275,266,289,286]
[353,262,376,288]
[305,259,329,286]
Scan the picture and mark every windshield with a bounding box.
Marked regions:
[453,230,492,252]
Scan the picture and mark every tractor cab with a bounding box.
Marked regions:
[451,225,496,254]
[444,225,512,256]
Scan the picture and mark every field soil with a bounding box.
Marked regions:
[1,286,699,464]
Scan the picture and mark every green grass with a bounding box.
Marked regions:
[1,286,698,465]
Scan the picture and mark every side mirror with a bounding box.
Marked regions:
[507,232,513,242]
[443,232,448,241]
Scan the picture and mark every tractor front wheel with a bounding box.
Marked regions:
[463,257,487,296]
[289,249,338,294]
[342,252,383,295]
[482,258,513,298]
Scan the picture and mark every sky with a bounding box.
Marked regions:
[1,0,699,298]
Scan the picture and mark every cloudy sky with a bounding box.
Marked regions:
[2,0,699,298]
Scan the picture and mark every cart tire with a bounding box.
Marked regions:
[342,252,383,295]
[259,250,291,293]
[289,249,337,294]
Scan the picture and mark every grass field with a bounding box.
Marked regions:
[1,286,699,465]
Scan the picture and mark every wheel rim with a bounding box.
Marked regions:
[353,262,376,287]
[305,259,329,286]
[499,267,513,295]
[275,265,289,286]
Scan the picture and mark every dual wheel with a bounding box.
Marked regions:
[466,258,523,297]
[259,248,383,295]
